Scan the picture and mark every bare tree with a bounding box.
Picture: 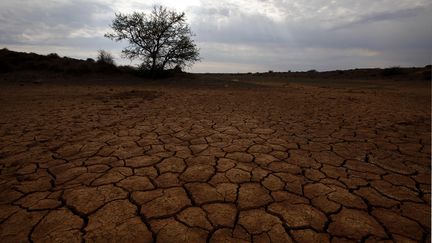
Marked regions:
[105,6,200,72]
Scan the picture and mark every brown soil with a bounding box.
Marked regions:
[0,77,430,242]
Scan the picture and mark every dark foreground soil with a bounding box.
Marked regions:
[0,76,430,242]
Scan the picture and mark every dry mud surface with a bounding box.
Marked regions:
[0,79,430,242]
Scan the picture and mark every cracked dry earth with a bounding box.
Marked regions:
[0,81,430,243]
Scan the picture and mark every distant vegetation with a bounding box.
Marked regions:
[96,50,115,66]
[0,48,122,75]
[0,48,430,82]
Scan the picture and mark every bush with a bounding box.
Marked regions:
[86,58,95,63]
[47,53,60,58]
[118,65,136,73]
[133,65,186,78]
[382,66,403,76]
[97,50,115,65]
[134,69,171,78]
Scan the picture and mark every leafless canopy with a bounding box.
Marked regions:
[105,6,200,72]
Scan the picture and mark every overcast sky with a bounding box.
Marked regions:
[1,0,431,72]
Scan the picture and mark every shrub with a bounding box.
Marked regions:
[118,65,136,73]
[97,50,115,65]
[172,65,183,73]
[47,53,60,58]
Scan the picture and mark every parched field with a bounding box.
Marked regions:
[0,78,430,242]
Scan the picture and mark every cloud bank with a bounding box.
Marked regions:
[1,0,431,72]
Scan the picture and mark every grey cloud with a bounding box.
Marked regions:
[333,5,432,30]
[190,1,431,71]
[0,0,431,72]
[0,0,113,44]
[192,13,285,44]
[193,6,231,17]
[191,3,432,50]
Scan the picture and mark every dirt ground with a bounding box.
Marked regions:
[0,77,430,242]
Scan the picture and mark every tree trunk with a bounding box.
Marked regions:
[151,54,157,72]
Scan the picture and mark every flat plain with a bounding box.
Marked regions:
[0,75,430,242]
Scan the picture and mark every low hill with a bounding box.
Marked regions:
[0,48,127,75]
[208,66,431,82]
[0,48,430,84]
